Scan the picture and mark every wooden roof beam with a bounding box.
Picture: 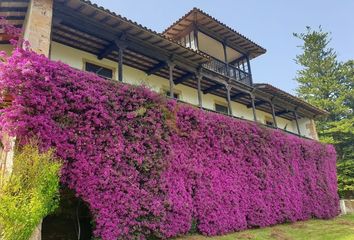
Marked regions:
[174,72,194,85]
[247,100,267,108]
[97,33,128,60]
[231,92,248,100]
[98,43,117,60]
[146,61,167,75]
[54,6,204,72]
[203,84,224,94]
[275,109,293,116]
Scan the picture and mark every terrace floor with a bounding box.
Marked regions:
[177,214,354,240]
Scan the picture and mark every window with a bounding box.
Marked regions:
[85,62,113,79]
[264,116,274,126]
[215,103,229,114]
[165,91,180,99]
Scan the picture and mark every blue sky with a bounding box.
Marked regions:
[91,0,354,94]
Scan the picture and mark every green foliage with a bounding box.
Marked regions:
[337,160,354,198]
[294,27,354,197]
[0,143,61,240]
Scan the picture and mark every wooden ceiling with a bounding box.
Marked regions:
[52,0,211,83]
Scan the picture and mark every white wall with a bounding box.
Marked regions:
[0,42,313,139]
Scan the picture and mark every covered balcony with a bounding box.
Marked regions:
[202,57,251,85]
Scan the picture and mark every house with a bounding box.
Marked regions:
[0,1,339,239]
[0,0,327,141]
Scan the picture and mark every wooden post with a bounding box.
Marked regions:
[196,72,203,108]
[223,42,229,76]
[250,93,257,122]
[168,62,175,98]
[226,84,233,115]
[22,0,54,56]
[114,37,127,82]
[246,55,253,85]
[193,28,199,50]
[270,100,278,128]
[294,110,301,135]
[117,46,124,82]
[193,11,199,50]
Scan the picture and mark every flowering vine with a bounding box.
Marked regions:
[0,45,339,239]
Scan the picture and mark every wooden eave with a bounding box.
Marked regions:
[162,8,267,59]
[54,0,209,65]
[254,83,329,118]
[48,0,212,83]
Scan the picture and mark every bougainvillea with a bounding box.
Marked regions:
[0,46,339,239]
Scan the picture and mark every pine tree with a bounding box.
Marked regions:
[294,27,354,198]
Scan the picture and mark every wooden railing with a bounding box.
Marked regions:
[171,97,311,140]
[202,58,252,85]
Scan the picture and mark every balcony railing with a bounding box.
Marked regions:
[202,58,252,85]
[171,97,311,140]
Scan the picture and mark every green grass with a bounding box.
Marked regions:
[177,214,354,240]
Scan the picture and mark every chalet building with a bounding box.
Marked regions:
[0,0,328,141]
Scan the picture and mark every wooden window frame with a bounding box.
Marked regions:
[214,101,229,114]
[161,86,182,100]
[83,59,116,80]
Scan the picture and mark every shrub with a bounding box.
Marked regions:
[0,47,339,239]
[0,143,61,240]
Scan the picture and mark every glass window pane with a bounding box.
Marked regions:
[85,62,113,79]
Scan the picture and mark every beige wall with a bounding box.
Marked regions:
[0,42,313,139]
[49,42,314,137]
[197,32,241,62]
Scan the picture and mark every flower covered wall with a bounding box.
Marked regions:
[0,48,339,240]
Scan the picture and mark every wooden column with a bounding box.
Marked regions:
[196,72,203,108]
[117,46,125,82]
[293,110,301,135]
[168,62,175,98]
[22,0,54,56]
[250,93,257,122]
[270,101,278,128]
[113,38,127,82]
[193,28,199,50]
[193,12,199,50]
[223,42,229,76]
[226,84,233,115]
[246,55,253,85]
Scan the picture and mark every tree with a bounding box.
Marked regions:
[294,27,354,198]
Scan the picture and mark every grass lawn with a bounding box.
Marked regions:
[177,214,354,240]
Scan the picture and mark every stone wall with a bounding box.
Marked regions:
[22,0,53,56]
[340,199,354,215]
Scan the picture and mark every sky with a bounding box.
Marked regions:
[91,0,354,94]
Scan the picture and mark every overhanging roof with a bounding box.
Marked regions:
[163,8,267,59]
[55,0,209,66]
[254,83,329,118]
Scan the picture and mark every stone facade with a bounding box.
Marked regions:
[22,0,53,56]
[17,0,53,239]
[340,199,354,215]
[0,134,16,186]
